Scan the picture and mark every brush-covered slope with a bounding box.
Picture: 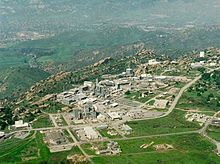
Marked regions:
[0,66,50,99]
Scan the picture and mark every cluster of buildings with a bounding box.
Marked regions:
[56,64,187,122]
[71,103,98,121]
[126,110,144,119]
[45,130,68,145]
[120,124,133,135]
[44,130,72,152]
[211,118,220,127]
[76,127,100,140]
[52,64,186,144]
[148,59,160,66]
[34,57,202,153]
[185,113,211,126]
[191,51,220,68]
[55,69,135,124]
[53,114,66,126]
[95,141,121,155]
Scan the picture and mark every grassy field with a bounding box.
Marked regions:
[42,101,65,113]
[1,131,219,163]
[60,115,68,126]
[125,91,157,103]
[63,129,74,142]
[0,132,82,163]
[32,115,54,128]
[163,69,200,78]
[82,142,109,156]
[81,143,97,156]
[127,110,200,137]
[98,129,122,139]
[92,134,219,163]
[199,111,216,116]
[147,99,155,106]
[0,134,35,159]
[207,125,220,142]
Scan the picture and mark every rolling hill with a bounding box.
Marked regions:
[0,66,50,99]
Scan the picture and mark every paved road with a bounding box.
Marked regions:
[49,114,58,127]
[166,76,201,115]
[8,122,109,134]
[80,130,200,144]
[66,128,94,164]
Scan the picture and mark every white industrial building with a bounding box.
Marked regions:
[121,124,133,134]
[84,127,99,140]
[13,120,29,128]
[200,51,205,58]
[84,81,93,88]
[110,103,119,108]
[148,59,160,65]
[107,112,122,120]
[97,114,106,122]
[191,62,204,68]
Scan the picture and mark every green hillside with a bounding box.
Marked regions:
[0,67,50,99]
[1,26,220,100]
[5,26,220,70]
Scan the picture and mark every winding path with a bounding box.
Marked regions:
[200,111,220,155]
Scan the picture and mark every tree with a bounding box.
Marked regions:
[197,67,205,74]
[202,73,210,81]
[197,92,202,97]
[125,90,131,95]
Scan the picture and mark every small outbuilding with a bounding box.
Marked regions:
[107,112,122,120]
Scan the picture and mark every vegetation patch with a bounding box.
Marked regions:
[98,129,122,139]
[0,132,82,163]
[177,70,220,111]
[127,110,200,137]
[125,91,157,103]
[93,134,219,163]
[207,125,220,142]
[32,115,54,128]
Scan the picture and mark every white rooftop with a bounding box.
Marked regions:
[0,131,5,137]
[110,103,119,108]
[14,120,29,128]
[107,112,121,119]
[84,127,99,139]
